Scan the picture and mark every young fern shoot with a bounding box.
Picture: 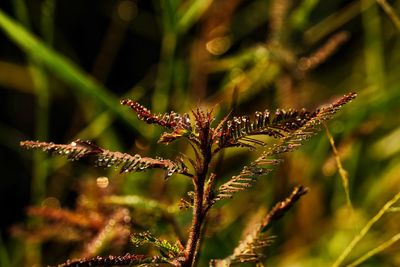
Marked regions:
[21,92,356,267]
[211,186,308,266]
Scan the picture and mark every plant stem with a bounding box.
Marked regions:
[184,179,205,266]
[184,144,212,267]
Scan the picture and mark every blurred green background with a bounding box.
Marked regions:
[1,0,400,266]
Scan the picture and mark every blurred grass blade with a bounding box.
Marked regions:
[30,63,49,203]
[388,207,400,212]
[40,0,55,44]
[362,0,386,93]
[369,126,400,160]
[304,0,374,44]
[0,9,138,131]
[324,124,352,209]
[152,1,178,113]
[103,195,178,215]
[290,0,319,31]
[332,190,400,267]
[177,0,213,33]
[13,0,51,204]
[13,0,31,28]
[346,232,400,267]
[376,0,400,31]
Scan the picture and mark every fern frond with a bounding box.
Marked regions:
[210,186,308,267]
[55,253,167,267]
[120,99,192,130]
[212,112,231,141]
[192,108,214,146]
[20,140,191,177]
[218,107,315,149]
[258,92,356,158]
[82,209,131,257]
[158,127,192,145]
[20,140,101,160]
[210,230,275,266]
[217,92,356,150]
[214,93,356,202]
[260,185,308,229]
[121,99,197,145]
[131,232,182,259]
[179,191,195,210]
[215,160,282,202]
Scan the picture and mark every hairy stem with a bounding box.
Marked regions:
[184,144,212,267]
[184,179,205,266]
